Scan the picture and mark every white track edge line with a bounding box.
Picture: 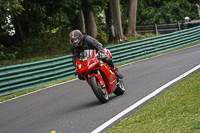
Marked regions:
[91,64,200,133]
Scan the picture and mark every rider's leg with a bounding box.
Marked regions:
[102,57,124,79]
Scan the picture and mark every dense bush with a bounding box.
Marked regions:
[12,27,71,59]
[0,44,18,60]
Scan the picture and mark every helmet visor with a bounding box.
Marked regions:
[70,36,81,47]
[73,38,79,43]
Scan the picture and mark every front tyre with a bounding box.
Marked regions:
[90,76,109,103]
[114,79,125,96]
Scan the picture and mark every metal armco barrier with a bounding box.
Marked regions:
[0,26,200,96]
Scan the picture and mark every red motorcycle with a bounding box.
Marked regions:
[76,48,125,103]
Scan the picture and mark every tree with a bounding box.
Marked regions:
[108,0,126,43]
[72,9,98,38]
[84,11,98,38]
[124,0,138,37]
[71,9,85,33]
[79,0,108,38]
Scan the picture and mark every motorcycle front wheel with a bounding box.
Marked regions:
[90,76,109,103]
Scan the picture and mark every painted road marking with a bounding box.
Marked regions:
[91,64,200,133]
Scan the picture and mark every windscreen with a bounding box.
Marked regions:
[79,49,94,61]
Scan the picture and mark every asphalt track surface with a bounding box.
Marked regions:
[0,45,200,133]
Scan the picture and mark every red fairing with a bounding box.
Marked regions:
[76,49,117,96]
[98,64,117,94]
[90,73,104,86]
[103,48,112,59]
[76,51,100,74]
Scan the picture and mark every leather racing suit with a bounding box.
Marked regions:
[71,35,114,69]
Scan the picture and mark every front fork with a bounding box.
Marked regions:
[88,70,105,88]
[89,70,104,85]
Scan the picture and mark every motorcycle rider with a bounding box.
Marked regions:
[69,29,123,80]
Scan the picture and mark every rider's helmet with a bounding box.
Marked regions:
[184,16,190,22]
[69,30,83,47]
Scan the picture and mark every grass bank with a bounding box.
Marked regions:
[106,70,200,133]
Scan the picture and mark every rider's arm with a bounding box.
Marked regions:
[85,35,104,53]
[72,46,78,67]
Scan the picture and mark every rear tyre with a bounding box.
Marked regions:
[90,76,109,103]
[114,79,125,96]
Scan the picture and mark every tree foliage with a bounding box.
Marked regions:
[0,0,200,60]
[0,0,24,59]
[0,0,24,22]
[0,0,24,36]
[136,0,200,25]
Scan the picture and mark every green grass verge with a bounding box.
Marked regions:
[106,70,200,133]
[0,53,68,68]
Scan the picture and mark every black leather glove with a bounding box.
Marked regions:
[98,52,106,59]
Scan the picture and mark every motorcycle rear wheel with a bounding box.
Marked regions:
[90,76,109,103]
[114,79,125,96]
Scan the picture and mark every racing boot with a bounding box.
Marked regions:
[112,66,124,79]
